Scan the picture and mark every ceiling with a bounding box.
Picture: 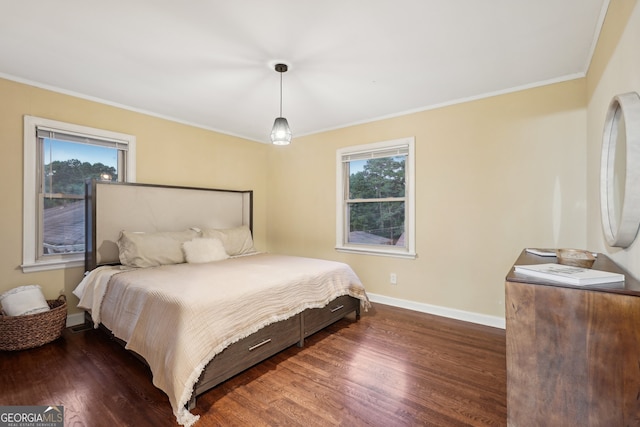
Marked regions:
[0,1,608,143]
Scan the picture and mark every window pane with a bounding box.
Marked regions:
[41,138,119,255]
[43,197,85,254]
[348,201,405,246]
[348,156,405,199]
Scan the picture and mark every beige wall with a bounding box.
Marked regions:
[587,1,640,270]
[0,78,269,312]
[268,79,587,319]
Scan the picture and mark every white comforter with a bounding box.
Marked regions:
[74,253,369,427]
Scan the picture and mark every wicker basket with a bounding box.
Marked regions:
[0,295,67,351]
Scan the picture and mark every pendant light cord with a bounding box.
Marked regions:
[279,71,283,117]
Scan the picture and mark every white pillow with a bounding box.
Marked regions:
[201,225,256,256]
[183,238,229,263]
[118,229,200,268]
[0,285,50,316]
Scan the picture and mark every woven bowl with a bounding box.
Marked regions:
[556,248,596,268]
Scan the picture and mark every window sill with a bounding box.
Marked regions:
[21,258,84,273]
[335,246,417,259]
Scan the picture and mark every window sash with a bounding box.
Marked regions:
[346,200,406,248]
[341,145,409,162]
[36,127,129,151]
[36,136,126,259]
[37,136,125,196]
[347,197,406,203]
[344,154,407,200]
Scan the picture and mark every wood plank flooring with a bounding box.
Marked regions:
[0,303,506,426]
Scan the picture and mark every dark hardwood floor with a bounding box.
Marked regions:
[0,303,506,426]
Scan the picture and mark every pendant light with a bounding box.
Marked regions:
[270,63,292,145]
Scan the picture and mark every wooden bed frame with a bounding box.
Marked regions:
[84,180,361,409]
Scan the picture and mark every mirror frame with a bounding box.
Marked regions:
[600,92,640,248]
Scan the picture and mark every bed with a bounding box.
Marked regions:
[74,180,370,427]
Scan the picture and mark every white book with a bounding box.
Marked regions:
[525,248,598,257]
[525,248,557,257]
[514,263,624,286]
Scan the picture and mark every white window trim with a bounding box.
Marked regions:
[22,116,136,273]
[336,137,416,259]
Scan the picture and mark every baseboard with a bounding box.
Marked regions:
[66,312,85,328]
[65,296,506,329]
[367,293,506,329]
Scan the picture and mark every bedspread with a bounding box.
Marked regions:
[75,253,369,427]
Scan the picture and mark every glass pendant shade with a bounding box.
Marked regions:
[271,117,292,145]
[270,63,292,145]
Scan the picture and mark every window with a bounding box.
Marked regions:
[22,116,136,272]
[336,137,416,258]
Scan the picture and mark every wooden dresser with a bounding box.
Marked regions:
[505,250,640,426]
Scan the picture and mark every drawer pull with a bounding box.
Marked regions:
[330,304,345,313]
[248,338,272,351]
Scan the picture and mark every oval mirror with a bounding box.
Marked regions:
[600,92,640,247]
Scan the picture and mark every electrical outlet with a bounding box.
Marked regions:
[390,273,397,285]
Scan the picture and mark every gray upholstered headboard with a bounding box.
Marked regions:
[85,180,253,271]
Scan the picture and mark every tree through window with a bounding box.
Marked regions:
[347,156,406,245]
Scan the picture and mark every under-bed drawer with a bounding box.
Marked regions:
[196,313,301,393]
[303,295,359,338]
